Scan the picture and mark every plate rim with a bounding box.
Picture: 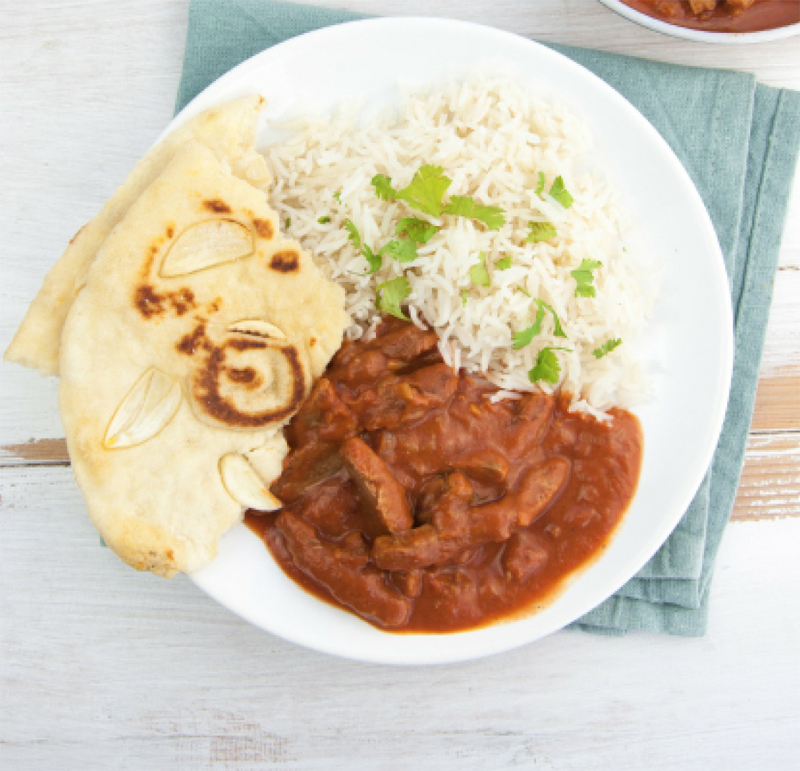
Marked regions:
[167,16,735,664]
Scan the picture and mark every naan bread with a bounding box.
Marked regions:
[58,139,348,576]
[6,96,271,376]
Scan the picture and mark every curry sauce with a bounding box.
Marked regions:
[246,318,643,632]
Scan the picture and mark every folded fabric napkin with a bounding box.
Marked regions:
[176,0,800,636]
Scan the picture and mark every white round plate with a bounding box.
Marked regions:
[166,18,733,665]
[598,0,800,43]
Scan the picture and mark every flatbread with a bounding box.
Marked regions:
[58,139,348,576]
[6,96,271,376]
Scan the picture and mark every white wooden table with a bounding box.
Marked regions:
[2,2,799,768]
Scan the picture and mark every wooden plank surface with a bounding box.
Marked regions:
[2,466,799,770]
[2,1,800,769]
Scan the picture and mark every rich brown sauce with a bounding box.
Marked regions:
[246,318,643,633]
[620,0,799,33]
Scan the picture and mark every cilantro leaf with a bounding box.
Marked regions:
[396,165,451,217]
[376,276,411,320]
[539,300,567,338]
[528,347,572,386]
[372,174,398,201]
[516,286,531,297]
[344,219,363,250]
[285,217,291,229]
[396,218,438,244]
[379,238,418,263]
[535,171,546,198]
[593,338,622,359]
[549,176,574,209]
[443,195,506,231]
[469,252,491,288]
[512,300,568,349]
[345,219,381,273]
[495,256,512,270]
[363,245,382,274]
[570,259,602,298]
[333,191,342,202]
[461,289,467,307]
[526,221,557,243]
[513,303,546,349]
[318,216,331,224]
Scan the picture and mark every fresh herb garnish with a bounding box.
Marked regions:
[513,300,567,349]
[395,217,438,244]
[376,276,411,320]
[516,286,531,297]
[549,176,574,209]
[372,166,452,217]
[540,300,567,338]
[535,172,546,198]
[380,238,418,263]
[318,216,331,224]
[570,259,602,298]
[333,191,342,203]
[593,338,622,359]
[461,289,467,307]
[397,165,452,216]
[469,252,491,288]
[528,347,572,386]
[495,256,512,270]
[285,217,291,229]
[444,195,506,231]
[371,174,398,201]
[513,304,547,350]
[526,221,557,243]
[344,219,381,273]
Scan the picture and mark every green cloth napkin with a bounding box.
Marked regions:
[176,0,800,636]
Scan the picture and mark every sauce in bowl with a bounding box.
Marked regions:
[620,0,799,33]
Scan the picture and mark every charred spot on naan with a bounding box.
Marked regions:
[203,198,232,214]
[190,333,308,429]
[269,250,300,273]
[134,285,197,319]
[252,217,275,239]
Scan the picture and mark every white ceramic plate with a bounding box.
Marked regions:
[598,0,800,43]
[165,18,733,665]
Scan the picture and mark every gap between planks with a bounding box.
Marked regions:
[2,433,798,523]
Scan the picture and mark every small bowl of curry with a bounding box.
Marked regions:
[598,0,800,42]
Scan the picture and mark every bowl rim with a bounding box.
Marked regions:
[597,0,800,44]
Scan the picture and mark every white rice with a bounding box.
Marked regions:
[262,78,657,417]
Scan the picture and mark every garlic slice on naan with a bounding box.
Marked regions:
[58,140,348,576]
[6,96,270,376]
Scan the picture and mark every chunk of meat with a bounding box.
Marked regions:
[502,530,550,582]
[392,570,423,598]
[372,524,470,571]
[417,471,474,538]
[687,0,717,12]
[472,458,570,541]
[348,363,458,432]
[276,512,410,628]
[451,449,509,485]
[284,477,362,538]
[340,437,413,534]
[374,460,568,571]
[726,0,755,8]
[372,322,439,361]
[288,378,358,446]
[270,442,344,503]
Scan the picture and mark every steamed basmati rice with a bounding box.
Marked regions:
[262,79,656,417]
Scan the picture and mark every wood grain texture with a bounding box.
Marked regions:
[2,1,800,768]
[1,467,799,770]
